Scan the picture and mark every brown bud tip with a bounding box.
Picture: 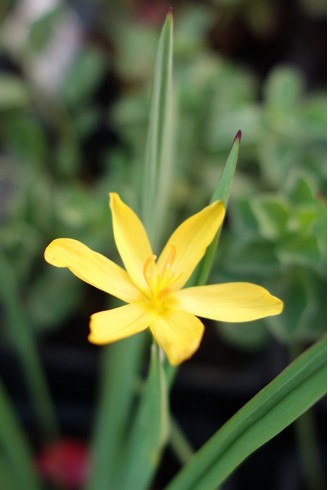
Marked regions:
[234,130,242,142]
[168,6,173,15]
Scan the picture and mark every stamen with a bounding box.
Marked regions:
[157,287,170,301]
[143,254,157,286]
[162,243,176,272]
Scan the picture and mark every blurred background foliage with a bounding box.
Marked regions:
[0,0,326,358]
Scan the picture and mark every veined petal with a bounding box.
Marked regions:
[44,238,143,303]
[167,283,283,322]
[157,201,225,290]
[89,302,156,344]
[150,309,205,366]
[110,193,153,292]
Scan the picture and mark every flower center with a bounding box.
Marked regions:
[143,244,178,309]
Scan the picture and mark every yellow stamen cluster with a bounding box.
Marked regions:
[143,244,179,309]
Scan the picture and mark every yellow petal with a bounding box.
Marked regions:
[89,302,156,344]
[150,309,205,366]
[44,238,143,303]
[110,193,153,292]
[167,283,283,322]
[157,201,225,290]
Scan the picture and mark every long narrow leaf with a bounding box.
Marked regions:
[210,130,242,207]
[0,382,42,490]
[142,8,173,249]
[86,12,173,488]
[0,254,58,441]
[194,130,242,285]
[166,336,326,490]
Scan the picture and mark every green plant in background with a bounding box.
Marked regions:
[0,3,326,490]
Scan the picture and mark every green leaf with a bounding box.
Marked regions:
[0,382,42,490]
[28,6,65,52]
[112,345,169,490]
[267,272,326,343]
[267,271,313,341]
[2,113,46,164]
[165,336,326,490]
[193,130,242,285]
[279,234,322,268]
[265,67,303,107]
[0,254,58,442]
[141,9,174,249]
[60,49,107,108]
[287,173,316,204]
[85,13,173,490]
[85,334,146,490]
[229,197,260,237]
[0,76,29,110]
[250,196,289,240]
[113,23,158,81]
[220,238,279,277]
[210,130,242,207]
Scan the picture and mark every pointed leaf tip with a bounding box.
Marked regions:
[168,6,173,15]
[234,130,242,142]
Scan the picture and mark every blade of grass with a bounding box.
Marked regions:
[0,254,58,442]
[166,336,326,490]
[142,8,174,249]
[193,130,242,286]
[86,12,173,488]
[111,344,169,490]
[165,132,242,461]
[84,333,146,490]
[0,381,42,490]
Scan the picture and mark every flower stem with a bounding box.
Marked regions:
[169,417,194,465]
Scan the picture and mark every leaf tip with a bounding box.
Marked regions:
[234,130,242,143]
[168,6,173,15]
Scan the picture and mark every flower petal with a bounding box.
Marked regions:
[44,238,143,303]
[89,302,156,344]
[167,283,283,322]
[157,201,225,290]
[150,309,205,366]
[110,193,153,292]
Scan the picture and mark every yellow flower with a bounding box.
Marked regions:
[44,193,283,365]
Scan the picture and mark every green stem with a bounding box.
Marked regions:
[85,333,147,490]
[169,417,194,465]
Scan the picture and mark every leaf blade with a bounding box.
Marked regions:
[166,336,326,490]
[0,382,42,490]
[142,9,174,248]
[193,130,242,285]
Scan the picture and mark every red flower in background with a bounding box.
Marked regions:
[36,438,89,490]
